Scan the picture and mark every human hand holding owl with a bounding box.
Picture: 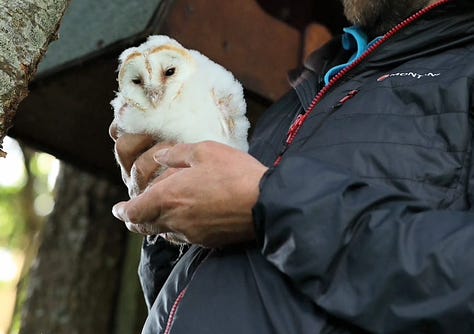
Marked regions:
[112,141,267,247]
[110,36,268,247]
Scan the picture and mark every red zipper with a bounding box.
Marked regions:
[273,0,451,167]
[164,287,188,334]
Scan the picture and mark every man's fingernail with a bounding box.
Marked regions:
[112,203,123,220]
[153,149,169,163]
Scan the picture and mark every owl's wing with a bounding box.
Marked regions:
[210,87,247,140]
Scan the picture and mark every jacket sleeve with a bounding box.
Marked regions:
[253,150,474,333]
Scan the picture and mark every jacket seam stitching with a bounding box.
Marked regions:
[358,175,460,189]
[306,105,468,122]
[333,111,467,119]
[291,139,468,153]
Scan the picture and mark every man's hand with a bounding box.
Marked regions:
[112,138,268,247]
[111,130,170,198]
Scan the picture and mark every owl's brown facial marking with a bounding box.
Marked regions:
[118,102,129,117]
[145,58,153,79]
[124,52,142,62]
[148,45,189,58]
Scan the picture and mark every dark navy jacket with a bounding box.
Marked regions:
[140,1,474,333]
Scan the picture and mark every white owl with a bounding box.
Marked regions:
[111,35,249,152]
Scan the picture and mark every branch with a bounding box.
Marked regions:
[0,0,70,157]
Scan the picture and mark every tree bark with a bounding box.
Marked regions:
[19,164,130,334]
[0,0,70,156]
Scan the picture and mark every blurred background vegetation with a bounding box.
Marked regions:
[0,137,59,334]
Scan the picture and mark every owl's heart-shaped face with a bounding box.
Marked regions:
[118,45,195,111]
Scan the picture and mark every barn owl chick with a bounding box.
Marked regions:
[111,35,250,243]
[111,35,249,152]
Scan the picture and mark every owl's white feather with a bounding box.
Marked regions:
[111,35,249,151]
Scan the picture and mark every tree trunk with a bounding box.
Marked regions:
[0,0,70,156]
[19,163,131,334]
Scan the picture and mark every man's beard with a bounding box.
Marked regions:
[342,0,431,37]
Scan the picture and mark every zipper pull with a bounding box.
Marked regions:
[274,114,306,166]
[333,89,359,109]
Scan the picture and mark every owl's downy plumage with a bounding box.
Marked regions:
[111,35,249,151]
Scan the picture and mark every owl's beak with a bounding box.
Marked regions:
[145,87,162,107]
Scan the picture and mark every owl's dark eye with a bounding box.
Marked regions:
[165,67,176,77]
[132,78,142,85]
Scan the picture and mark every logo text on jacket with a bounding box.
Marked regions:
[377,72,441,82]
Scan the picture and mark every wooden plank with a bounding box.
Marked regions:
[160,0,302,101]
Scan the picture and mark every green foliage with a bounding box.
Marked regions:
[0,190,26,249]
[0,148,58,250]
[0,141,60,334]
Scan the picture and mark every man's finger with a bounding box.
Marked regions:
[153,141,227,168]
[146,167,180,188]
[115,133,155,175]
[124,221,169,235]
[112,183,166,224]
[130,142,173,194]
